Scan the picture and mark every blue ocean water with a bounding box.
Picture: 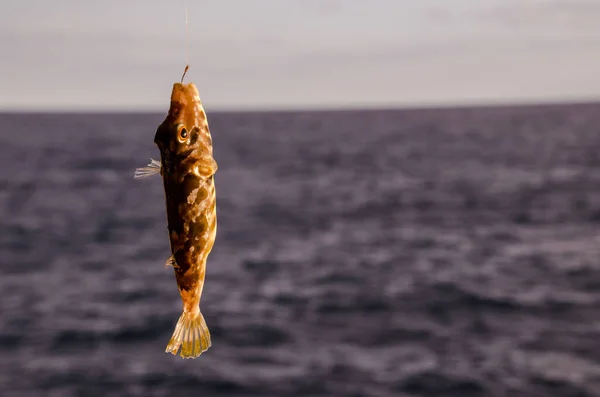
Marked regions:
[2,104,600,396]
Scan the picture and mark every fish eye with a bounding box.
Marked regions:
[177,125,188,142]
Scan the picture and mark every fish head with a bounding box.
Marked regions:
[154,82,213,172]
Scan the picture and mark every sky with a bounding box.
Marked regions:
[1,0,600,111]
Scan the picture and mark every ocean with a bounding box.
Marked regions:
[2,104,600,397]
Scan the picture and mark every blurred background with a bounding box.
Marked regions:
[2,1,600,396]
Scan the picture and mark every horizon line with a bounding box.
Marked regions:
[2,97,600,115]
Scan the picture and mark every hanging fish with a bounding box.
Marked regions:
[134,64,218,358]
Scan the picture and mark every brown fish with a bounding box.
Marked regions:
[134,72,217,358]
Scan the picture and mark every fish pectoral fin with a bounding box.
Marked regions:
[134,158,161,179]
[210,157,218,174]
[195,160,218,178]
[165,311,211,358]
[165,255,178,268]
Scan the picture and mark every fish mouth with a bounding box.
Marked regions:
[166,82,205,131]
[171,82,200,104]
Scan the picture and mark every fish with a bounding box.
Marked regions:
[134,67,218,359]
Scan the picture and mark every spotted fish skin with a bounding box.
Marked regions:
[154,82,217,358]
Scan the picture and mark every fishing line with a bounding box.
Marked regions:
[181,3,190,83]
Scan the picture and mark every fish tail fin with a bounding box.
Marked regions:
[165,310,211,358]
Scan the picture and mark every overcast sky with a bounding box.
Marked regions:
[1,0,600,111]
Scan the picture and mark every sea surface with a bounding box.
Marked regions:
[2,104,600,397]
